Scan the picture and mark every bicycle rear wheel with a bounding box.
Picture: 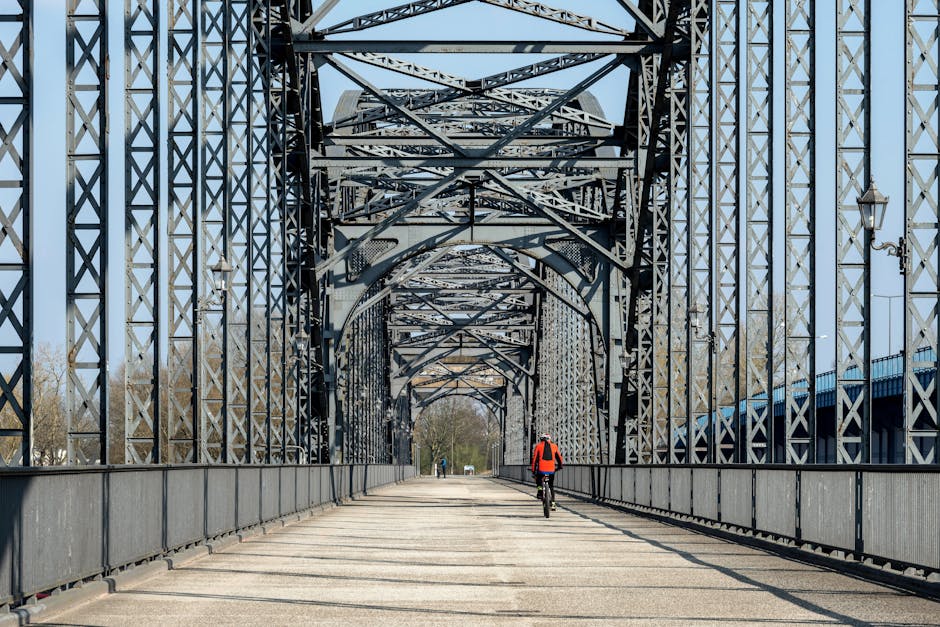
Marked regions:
[542,478,551,518]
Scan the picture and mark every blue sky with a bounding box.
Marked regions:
[27,0,908,370]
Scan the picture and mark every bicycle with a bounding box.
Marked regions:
[538,473,553,518]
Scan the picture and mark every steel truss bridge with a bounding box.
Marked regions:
[1,0,940,611]
[2,0,935,467]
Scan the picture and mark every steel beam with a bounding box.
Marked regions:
[249,0,272,462]
[168,0,201,463]
[200,0,228,463]
[835,0,871,463]
[784,0,816,464]
[0,1,32,466]
[293,40,664,55]
[904,0,940,463]
[744,0,773,463]
[713,0,740,464]
[687,0,712,464]
[124,0,161,464]
[228,0,252,463]
[66,0,109,464]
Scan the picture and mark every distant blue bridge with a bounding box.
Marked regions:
[676,348,936,464]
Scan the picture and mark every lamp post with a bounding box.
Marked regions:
[196,255,233,318]
[688,301,716,463]
[191,256,233,462]
[858,177,906,272]
[856,177,903,464]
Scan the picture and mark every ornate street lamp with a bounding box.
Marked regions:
[857,177,906,272]
[210,255,234,292]
[292,328,309,355]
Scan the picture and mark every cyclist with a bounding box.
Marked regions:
[531,433,563,510]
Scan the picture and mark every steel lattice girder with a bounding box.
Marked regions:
[784,0,816,464]
[66,0,109,465]
[904,0,940,463]
[168,0,200,463]
[0,2,31,466]
[125,0,161,464]
[835,0,871,464]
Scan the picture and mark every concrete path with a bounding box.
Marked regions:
[39,477,940,626]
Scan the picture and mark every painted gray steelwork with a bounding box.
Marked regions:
[66,0,109,464]
[4,0,940,477]
[0,2,31,466]
[124,0,160,464]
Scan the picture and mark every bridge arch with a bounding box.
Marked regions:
[332,243,606,465]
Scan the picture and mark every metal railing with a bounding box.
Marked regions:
[499,464,940,575]
[0,463,415,607]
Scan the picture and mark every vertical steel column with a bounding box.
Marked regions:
[687,0,712,464]
[713,0,741,463]
[904,0,940,463]
[227,0,251,463]
[268,10,286,462]
[744,0,774,463]
[248,0,272,463]
[200,0,228,462]
[66,0,109,464]
[284,129,301,464]
[628,53,658,465]
[0,1,32,466]
[835,0,871,463]
[168,0,201,462]
[651,160,672,464]
[669,51,690,464]
[125,0,161,464]
[784,0,817,464]
[632,291,653,463]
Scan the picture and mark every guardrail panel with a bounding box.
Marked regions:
[608,466,621,501]
[652,468,669,510]
[622,467,635,503]
[864,472,940,569]
[166,468,206,550]
[206,467,237,537]
[720,469,752,528]
[801,470,855,549]
[692,469,718,520]
[755,469,796,538]
[280,466,297,514]
[261,467,279,521]
[637,468,651,506]
[297,464,310,507]
[671,468,691,514]
[22,473,104,597]
[0,477,12,603]
[236,467,261,528]
[108,470,163,568]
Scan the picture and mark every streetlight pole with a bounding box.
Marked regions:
[857,177,904,464]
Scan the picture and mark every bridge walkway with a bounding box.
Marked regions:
[38,477,940,626]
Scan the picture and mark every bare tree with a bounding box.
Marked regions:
[413,396,496,473]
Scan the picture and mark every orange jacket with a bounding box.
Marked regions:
[531,441,563,473]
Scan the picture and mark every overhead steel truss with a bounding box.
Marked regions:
[3,0,940,468]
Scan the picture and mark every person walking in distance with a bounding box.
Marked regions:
[440,457,448,479]
[531,434,564,510]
